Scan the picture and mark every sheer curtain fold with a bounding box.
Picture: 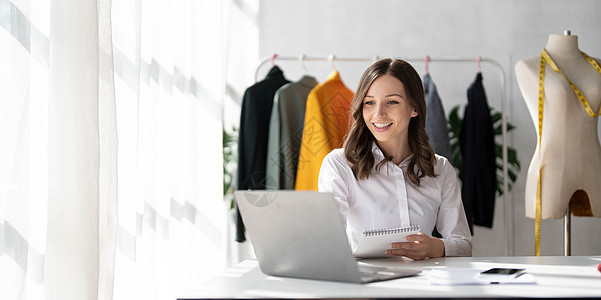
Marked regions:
[45,0,117,299]
[97,0,119,298]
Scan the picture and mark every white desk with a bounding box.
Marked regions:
[179,256,601,299]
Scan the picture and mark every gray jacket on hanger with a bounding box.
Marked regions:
[265,75,319,190]
[423,74,453,161]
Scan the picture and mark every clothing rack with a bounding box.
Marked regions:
[255,54,512,256]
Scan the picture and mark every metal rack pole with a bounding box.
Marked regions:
[564,205,571,256]
[255,54,512,255]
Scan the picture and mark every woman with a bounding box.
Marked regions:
[318,58,472,260]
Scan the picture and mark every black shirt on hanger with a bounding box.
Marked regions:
[236,66,289,242]
[459,72,497,232]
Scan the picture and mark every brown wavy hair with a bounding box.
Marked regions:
[343,58,436,186]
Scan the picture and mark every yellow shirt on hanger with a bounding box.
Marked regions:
[295,71,353,190]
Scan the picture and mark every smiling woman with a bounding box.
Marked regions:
[318,58,472,261]
[362,74,418,165]
[344,59,435,185]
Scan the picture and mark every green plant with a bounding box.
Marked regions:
[223,126,238,209]
[447,105,520,196]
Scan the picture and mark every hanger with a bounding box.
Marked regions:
[425,55,430,74]
[328,54,337,71]
[270,54,278,66]
[477,56,481,73]
[298,54,308,73]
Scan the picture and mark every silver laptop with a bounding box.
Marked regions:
[234,190,420,283]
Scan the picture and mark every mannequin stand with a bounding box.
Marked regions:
[564,205,571,256]
[562,28,572,257]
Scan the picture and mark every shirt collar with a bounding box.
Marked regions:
[371,142,413,168]
[265,65,284,79]
[326,70,341,82]
[297,75,319,88]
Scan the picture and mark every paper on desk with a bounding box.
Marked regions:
[429,268,536,285]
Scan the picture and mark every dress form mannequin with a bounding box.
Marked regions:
[515,33,601,220]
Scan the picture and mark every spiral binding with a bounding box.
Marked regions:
[363,224,420,236]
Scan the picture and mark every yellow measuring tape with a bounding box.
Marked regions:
[536,49,601,256]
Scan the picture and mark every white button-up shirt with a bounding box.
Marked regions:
[318,144,472,257]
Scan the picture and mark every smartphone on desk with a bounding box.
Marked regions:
[479,268,525,282]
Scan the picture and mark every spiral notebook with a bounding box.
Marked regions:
[353,224,421,258]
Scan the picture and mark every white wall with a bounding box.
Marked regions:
[257,0,601,256]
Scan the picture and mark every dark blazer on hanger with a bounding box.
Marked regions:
[236,66,289,242]
[459,73,497,231]
[424,74,453,161]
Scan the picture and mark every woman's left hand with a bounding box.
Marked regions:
[386,232,445,261]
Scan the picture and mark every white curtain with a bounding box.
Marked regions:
[0,0,255,298]
[111,0,230,298]
[1,0,51,297]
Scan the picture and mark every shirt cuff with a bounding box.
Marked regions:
[441,239,471,257]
